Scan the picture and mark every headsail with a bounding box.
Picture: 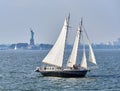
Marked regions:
[67,24,81,68]
[83,26,97,65]
[42,15,70,67]
[80,45,87,69]
[88,42,97,64]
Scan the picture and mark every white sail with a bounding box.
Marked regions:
[67,26,80,68]
[42,16,69,67]
[14,45,17,50]
[88,42,97,65]
[83,25,97,65]
[80,46,87,69]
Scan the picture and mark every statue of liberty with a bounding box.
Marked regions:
[31,30,34,39]
[30,28,35,46]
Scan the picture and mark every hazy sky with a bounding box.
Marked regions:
[0,0,120,44]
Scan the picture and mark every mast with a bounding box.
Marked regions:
[42,15,70,67]
[80,19,87,69]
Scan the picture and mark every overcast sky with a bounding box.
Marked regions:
[0,0,120,44]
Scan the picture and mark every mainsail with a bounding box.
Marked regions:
[42,15,70,67]
[67,25,81,68]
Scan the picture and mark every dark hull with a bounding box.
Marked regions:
[38,70,88,78]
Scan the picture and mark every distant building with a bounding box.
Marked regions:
[113,38,120,46]
[30,28,35,46]
[9,43,29,49]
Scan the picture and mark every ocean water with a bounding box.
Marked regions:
[0,49,120,91]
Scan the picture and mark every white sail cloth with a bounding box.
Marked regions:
[80,47,87,69]
[88,42,97,64]
[67,26,81,68]
[42,17,69,67]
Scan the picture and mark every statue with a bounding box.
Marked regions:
[30,28,35,46]
[30,29,34,39]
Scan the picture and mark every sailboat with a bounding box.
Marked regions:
[35,15,97,77]
[14,44,17,50]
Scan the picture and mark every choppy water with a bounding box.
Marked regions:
[0,50,120,91]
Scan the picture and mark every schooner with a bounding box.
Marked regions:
[35,14,97,77]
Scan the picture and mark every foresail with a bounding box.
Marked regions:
[80,47,87,69]
[83,26,97,65]
[42,16,69,67]
[67,26,80,68]
[88,43,97,65]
